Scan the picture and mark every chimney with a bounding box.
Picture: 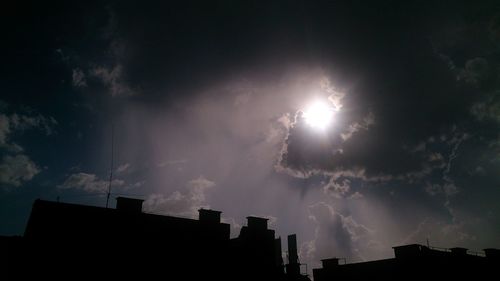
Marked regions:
[275,237,284,268]
[246,216,268,230]
[288,234,299,264]
[198,209,221,223]
[286,234,300,276]
[115,197,143,213]
[321,258,339,269]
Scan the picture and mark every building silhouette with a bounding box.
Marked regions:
[3,198,499,280]
[313,244,500,281]
[4,198,310,280]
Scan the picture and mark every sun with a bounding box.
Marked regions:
[303,100,334,130]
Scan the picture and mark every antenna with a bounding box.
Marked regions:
[106,124,114,208]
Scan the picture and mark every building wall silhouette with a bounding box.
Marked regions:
[5,198,310,281]
[5,198,498,280]
[313,244,500,281]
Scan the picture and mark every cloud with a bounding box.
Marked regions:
[72,68,87,87]
[0,109,57,187]
[116,163,130,174]
[143,176,215,218]
[401,217,480,247]
[0,114,11,146]
[457,57,489,85]
[38,2,500,266]
[157,159,188,168]
[91,64,135,97]
[470,93,500,123]
[0,154,40,187]
[340,112,375,141]
[8,113,57,136]
[58,172,124,193]
[323,178,351,199]
[234,92,252,107]
[425,182,458,197]
[221,217,242,238]
[300,202,376,266]
[278,100,474,190]
[0,113,57,147]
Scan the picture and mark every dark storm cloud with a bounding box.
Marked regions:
[271,1,500,264]
[277,1,500,184]
[2,0,500,269]
[49,0,500,255]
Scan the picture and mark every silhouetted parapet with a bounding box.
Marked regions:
[321,258,340,268]
[393,244,428,259]
[313,243,498,281]
[19,198,311,281]
[198,208,222,224]
[450,247,468,256]
[484,248,500,260]
[116,196,144,213]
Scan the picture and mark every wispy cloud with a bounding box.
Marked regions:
[0,108,57,187]
[72,68,87,87]
[143,176,215,218]
[58,172,124,193]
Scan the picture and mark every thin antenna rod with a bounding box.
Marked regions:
[106,124,114,208]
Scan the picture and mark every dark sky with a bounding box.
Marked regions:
[1,0,499,269]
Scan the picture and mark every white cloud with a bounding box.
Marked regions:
[58,172,124,193]
[0,154,40,187]
[321,76,345,111]
[143,176,216,218]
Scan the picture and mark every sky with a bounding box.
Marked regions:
[1,0,500,271]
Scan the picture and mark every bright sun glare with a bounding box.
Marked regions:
[303,100,334,130]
